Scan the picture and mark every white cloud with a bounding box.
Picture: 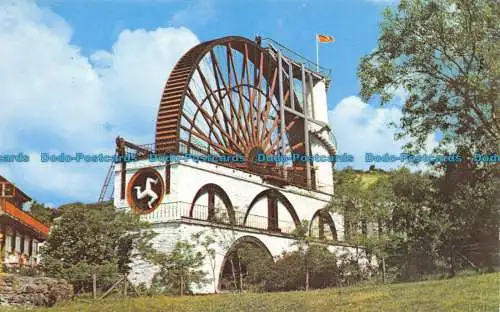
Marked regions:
[328,96,438,171]
[0,1,200,204]
[91,27,199,142]
[0,1,103,150]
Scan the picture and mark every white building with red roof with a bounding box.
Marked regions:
[0,176,49,269]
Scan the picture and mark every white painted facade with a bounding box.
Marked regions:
[112,69,371,293]
[115,160,343,237]
[114,159,375,293]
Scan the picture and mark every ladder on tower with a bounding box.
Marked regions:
[98,156,116,203]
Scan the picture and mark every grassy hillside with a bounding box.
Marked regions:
[20,273,500,312]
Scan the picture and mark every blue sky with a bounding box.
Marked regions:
[2,0,431,207]
[41,0,384,106]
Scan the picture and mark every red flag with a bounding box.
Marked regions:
[317,34,334,43]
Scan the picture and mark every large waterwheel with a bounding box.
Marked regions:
[155,36,307,171]
[102,36,327,202]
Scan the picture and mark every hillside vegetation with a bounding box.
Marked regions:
[26,273,499,312]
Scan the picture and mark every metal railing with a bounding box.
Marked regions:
[139,201,297,235]
[261,37,332,79]
[177,141,321,191]
[117,139,334,193]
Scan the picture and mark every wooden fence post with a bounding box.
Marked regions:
[123,274,128,297]
[92,274,97,300]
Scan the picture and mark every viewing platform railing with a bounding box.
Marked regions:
[116,139,334,194]
[137,201,297,236]
[261,37,332,80]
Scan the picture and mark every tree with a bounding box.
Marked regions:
[212,228,273,292]
[362,175,397,283]
[264,246,339,292]
[331,166,498,282]
[385,169,440,280]
[192,231,217,293]
[265,251,305,292]
[358,0,499,154]
[235,242,273,292]
[435,167,499,273]
[216,234,273,292]
[291,220,313,291]
[330,168,367,243]
[306,245,339,289]
[117,236,134,275]
[26,201,53,225]
[40,202,152,291]
[290,220,342,290]
[331,169,400,283]
[357,0,500,279]
[151,240,206,296]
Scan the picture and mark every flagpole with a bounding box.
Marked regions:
[315,33,319,72]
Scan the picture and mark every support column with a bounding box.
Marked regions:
[289,61,295,111]
[208,191,215,221]
[116,137,126,200]
[308,73,316,120]
[165,155,171,194]
[12,232,16,254]
[301,64,312,189]
[120,162,126,200]
[278,51,287,179]
[0,226,4,273]
[318,215,325,240]
[267,194,279,232]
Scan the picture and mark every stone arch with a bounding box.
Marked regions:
[218,235,273,291]
[190,183,236,224]
[243,189,300,233]
[309,209,338,241]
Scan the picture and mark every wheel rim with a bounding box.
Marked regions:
[156,36,306,167]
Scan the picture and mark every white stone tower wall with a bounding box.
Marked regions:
[305,78,335,193]
[311,79,329,124]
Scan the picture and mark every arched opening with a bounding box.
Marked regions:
[309,209,338,241]
[190,184,236,224]
[243,189,300,233]
[218,236,273,292]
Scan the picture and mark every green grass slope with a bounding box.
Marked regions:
[19,273,500,312]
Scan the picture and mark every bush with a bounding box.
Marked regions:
[40,202,152,293]
[264,246,341,292]
[265,251,306,291]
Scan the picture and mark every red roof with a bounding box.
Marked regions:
[0,175,48,238]
[2,199,50,238]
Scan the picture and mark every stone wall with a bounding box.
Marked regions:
[127,222,368,293]
[0,274,73,307]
